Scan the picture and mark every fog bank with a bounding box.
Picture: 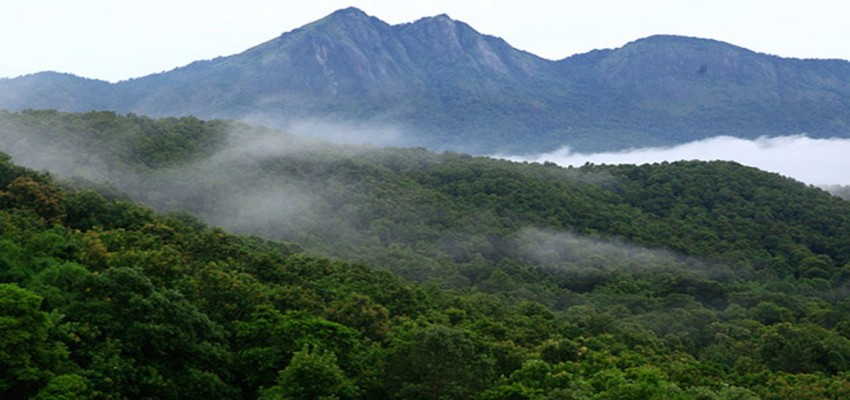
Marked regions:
[499,135,850,186]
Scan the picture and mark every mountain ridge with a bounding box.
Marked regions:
[2,7,850,153]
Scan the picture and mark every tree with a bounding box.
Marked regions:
[0,176,66,224]
[236,307,361,395]
[0,283,70,398]
[32,374,89,400]
[758,323,850,374]
[259,346,357,400]
[383,324,495,400]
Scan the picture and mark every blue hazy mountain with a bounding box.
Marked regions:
[2,7,849,153]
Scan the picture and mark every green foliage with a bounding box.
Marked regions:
[0,283,71,398]
[32,374,89,400]
[757,323,850,374]
[259,346,357,400]
[235,306,361,394]
[3,113,850,398]
[383,323,495,400]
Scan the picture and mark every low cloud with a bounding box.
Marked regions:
[499,135,850,186]
[513,227,738,281]
[242,113,414,148]
[514,226,672,266]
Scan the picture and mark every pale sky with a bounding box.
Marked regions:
[1,0,848,82]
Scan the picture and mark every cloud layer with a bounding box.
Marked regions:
[500,135,850,186]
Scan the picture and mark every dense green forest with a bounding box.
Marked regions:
[3,110,850,398]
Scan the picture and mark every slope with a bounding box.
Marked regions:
[6,113,850,398]
[3,110,850,293]
[3,8,849,153]
[558,35,850,145]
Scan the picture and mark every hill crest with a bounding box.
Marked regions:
[2,8,850,153]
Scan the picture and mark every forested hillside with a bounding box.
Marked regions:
[3,111,850,398]
[3,110,850,292]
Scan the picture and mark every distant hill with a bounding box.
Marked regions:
[2,7,850,153]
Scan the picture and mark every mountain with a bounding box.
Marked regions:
[2,8,850,153]
[0,71,114,111]
[558,35,850,145]
[114,8,554,125]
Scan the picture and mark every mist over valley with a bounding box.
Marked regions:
[501,134,850,187]
[4,5,850,399]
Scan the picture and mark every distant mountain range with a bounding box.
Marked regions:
[2,7,850,153]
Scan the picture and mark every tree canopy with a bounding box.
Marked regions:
[2,111,850,398]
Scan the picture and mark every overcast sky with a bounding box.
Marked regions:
[1,0,849,82]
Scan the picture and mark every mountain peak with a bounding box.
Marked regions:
[409,12,471,31]
[305,6,378,31]
[559,33,779,84]
[327,6,370,19]
[5,9,850,154]
[623,34,754,54]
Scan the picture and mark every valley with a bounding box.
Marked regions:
[2,6,850,400]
